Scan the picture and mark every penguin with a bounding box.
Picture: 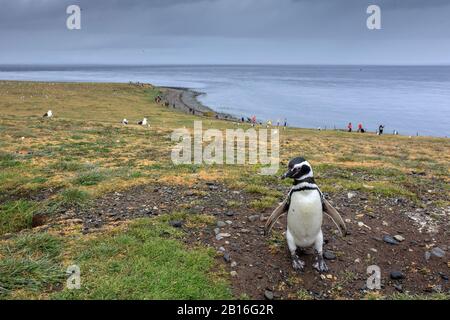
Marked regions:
[122,118,128,125]
[137,117,148,126]
[43,110,53,118]
[264,157,347,272]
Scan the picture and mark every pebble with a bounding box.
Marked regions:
[225,212,235,217]
[230,271,238,277]
[225,220,233,225]
[439,272,448,281]
[231,261,237,268]
[347,192,356,199]
[431,247,446,258]
[218,247,226,252]
[394,284,403,292]
[323,251,336,260]
[248,215,259,222]
[383,235,399,245]
[217,221,227,228]
[264,290,274,300]
[216,233,231,241]
[169,220,183,228]
[390,271,405,280]
[393,235,405,242]
[223,253,231,263]
[214,228,220,235]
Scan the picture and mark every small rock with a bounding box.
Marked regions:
[230,271,238,277]
[216,233,231,241]
[393,235,405,242]
[354,258,361,263]
[264,290,274,300]
[248,215,259,222]
[231,261,237,268]
[431,247,446,258]
[323,251,336,260]
[225,220,233,225]
[225,212,235,217]
[394,284,403,292]
[214,228,220,235]
[390,271,405,280]
[431,285,442,293]
[439,272,448,281]
[370,248,378,253]
[383,235,399,245]
[223,253,231,263]
[347,192,356,199]
[217,221,227,228]
[218,247,226,252]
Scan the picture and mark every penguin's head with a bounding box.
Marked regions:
[281,157,313,180]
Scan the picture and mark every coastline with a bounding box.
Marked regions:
[158,86,238,121]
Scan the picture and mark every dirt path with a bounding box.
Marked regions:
[51,182,449,299]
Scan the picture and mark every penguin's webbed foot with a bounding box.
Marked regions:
[313,257,329,273]
[292,255,305,272]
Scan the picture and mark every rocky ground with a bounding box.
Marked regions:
[47,181,449,300]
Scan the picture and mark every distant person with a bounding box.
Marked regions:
[241,117,245,123]
[283,118,287,130]
[347,122,353,132]
[357,123,363,132]
[277,119,281,127]
[378,125,384,135]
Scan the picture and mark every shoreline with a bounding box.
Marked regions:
[158,86,238,121]
[0,79,447,138]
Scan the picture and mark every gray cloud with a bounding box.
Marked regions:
[0,0,449,64]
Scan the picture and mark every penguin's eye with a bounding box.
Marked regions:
[295,165,310,177]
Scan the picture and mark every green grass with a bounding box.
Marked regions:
[0,233,64,298]
[73,170,106,186]
[0,200,37,235]
[53,215,231,300]
[56,188,90,208]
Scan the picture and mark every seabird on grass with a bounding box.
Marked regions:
[137,117,148,126]
[43,110,53,118]
[122,119,129,125]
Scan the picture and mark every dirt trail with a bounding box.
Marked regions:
[52,182,449,299]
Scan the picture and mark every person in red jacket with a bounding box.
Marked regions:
[347,122,353,132]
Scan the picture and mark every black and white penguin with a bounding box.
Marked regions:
[137,117,148,126]
[43,110,53,118]
[264,157,347,273]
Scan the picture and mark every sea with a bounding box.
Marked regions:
[0,64,449,137]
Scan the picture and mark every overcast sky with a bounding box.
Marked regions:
[1,0,449,64]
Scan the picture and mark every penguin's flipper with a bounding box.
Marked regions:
[322,198,347,237]
[264,199,289,236]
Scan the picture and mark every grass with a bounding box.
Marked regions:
[0,200,37,235]
[0,233,64,298]
[54,214,230,300]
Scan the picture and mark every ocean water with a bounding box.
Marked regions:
[0,65,449,137]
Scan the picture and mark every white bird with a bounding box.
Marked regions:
[43,110,53,118]
[138,117,148,126]
[122,119,128,125]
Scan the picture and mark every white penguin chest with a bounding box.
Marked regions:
[287,190,323,247]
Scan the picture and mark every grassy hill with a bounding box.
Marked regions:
[0,81,448,299]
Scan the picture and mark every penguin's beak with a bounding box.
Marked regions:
[281,169,293,179]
